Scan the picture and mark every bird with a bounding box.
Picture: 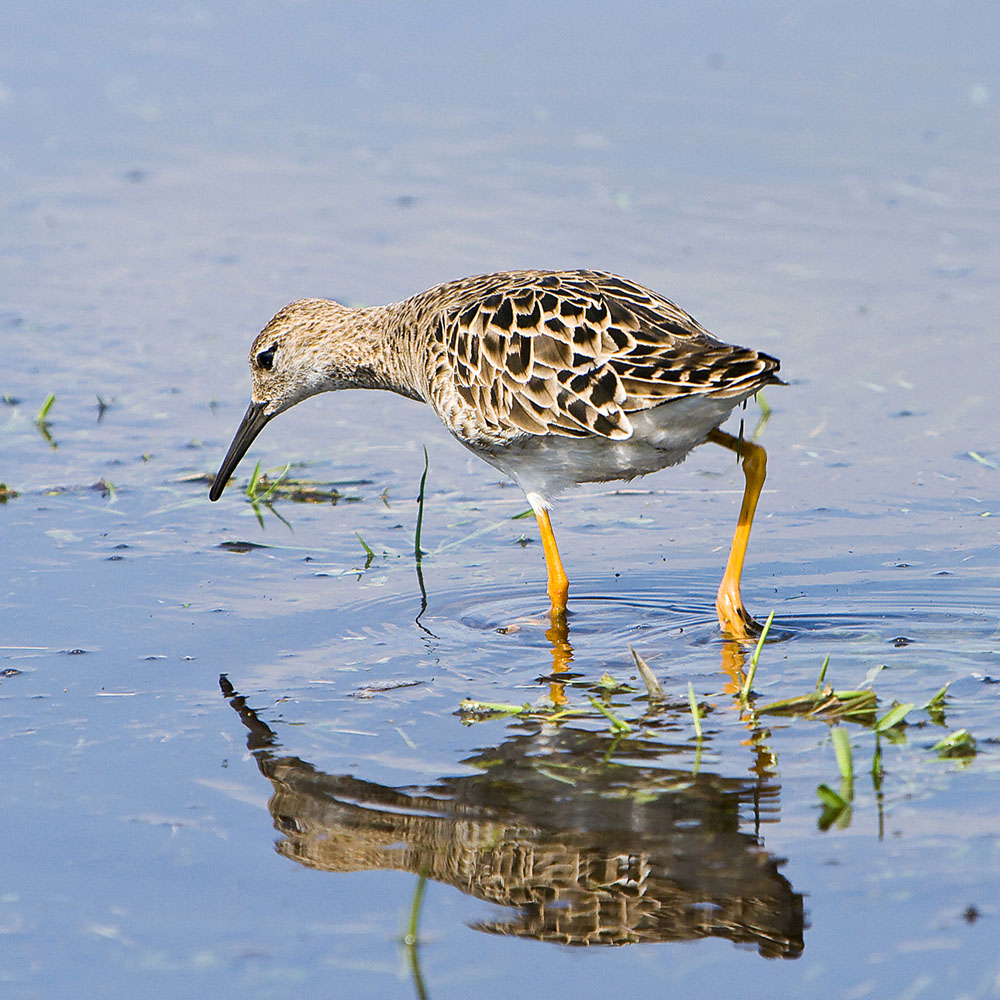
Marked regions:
[209,269,782,638]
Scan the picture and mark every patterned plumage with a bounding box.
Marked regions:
[210,269,782,637]
[429,270,775,441]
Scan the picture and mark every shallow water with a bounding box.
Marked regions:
[4,2,1000,998]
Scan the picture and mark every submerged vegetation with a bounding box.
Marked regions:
[458,643,957,744]
[244,460,354,506]
[186,462,367,529]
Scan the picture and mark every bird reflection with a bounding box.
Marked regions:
[221,676,804,958]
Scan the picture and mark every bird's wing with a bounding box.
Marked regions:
[438,270,779,441]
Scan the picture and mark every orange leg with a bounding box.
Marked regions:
[530,503,571,704]
[707,428,768,639]
[534,507,569,614]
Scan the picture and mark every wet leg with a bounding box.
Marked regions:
[531,503,569,615]
[707,428,767,639]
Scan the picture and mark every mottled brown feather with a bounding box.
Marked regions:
[426,270,780,446]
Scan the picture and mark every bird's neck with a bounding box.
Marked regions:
[336,301,431,404]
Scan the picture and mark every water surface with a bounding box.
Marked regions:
[3,2,999,998]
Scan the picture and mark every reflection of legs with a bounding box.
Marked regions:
[707,428,767,639]
[531,501,569,614]
[546,610,572,704]
[719,639,747,696]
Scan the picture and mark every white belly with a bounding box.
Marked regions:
[468,394,745,504]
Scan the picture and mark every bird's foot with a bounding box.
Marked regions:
[716,588,761,642]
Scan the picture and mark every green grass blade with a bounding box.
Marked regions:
[932,729,977,759]
[924,684,949,710]
[831,726,853,780]
[875,702,914,733]
[459,699,531,718]
[816,654,830,689]
[35,392,55,424]
[356,533,375,569]
[587,696,632,733]
[687,681,703,739]
[260,463,291,499]
[741,609,775,699]
[246,460,263,498]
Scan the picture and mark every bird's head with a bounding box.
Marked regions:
[208,298,359,501]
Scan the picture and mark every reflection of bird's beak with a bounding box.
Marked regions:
[209,401,272,501]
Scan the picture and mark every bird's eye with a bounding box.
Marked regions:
[256,345,277,371]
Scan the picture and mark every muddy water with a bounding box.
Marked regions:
[3,3,999,998]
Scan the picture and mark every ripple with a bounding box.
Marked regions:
[327,566,997,686]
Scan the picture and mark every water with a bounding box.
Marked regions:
[3,2,999,997]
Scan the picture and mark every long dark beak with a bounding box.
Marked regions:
[209,401,272,501]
